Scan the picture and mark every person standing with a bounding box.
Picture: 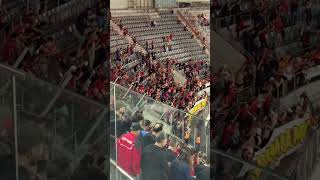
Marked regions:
[140,132,169,180]
[142,123,163,149]
[169,147,193,180]
[165,137,178,163]
[305,0,312,26]
[194,152,210,180]
[116,122,143,178]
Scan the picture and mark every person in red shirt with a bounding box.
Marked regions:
[279,0,289,14]
[274,15,285,42]
[221,121,239,150]
[1,33,19,65]
[117,122,142,177]
[250,97,259,115]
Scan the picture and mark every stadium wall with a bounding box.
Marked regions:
[212,31,246,73]
[110,0,128,9]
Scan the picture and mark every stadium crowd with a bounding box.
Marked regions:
[111,107,210,180]
[109,8,211,180]
[0,0,108,180]
[111,42,209,112]
[0,0,108,103]
[211,0,320,178]
[110,10,210,156]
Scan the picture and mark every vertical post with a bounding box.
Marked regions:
[12,76,19,180]
[194,127,196,147]
[71,102,75,168]
[52,108,57,159]
[114,85,118,180]
[182,116,185,143]
[74,131,77,168]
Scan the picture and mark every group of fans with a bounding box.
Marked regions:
[212,0,320,179]
[111,108,210,180]
[1,0,109,103]
[110,8,211,180]
[0,0,108,180]
[111,19,209,113]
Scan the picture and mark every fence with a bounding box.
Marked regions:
[110,82,210,152]
[0,63,108,179]
[110,159,135,180]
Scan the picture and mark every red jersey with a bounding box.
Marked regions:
[117,132,141,176]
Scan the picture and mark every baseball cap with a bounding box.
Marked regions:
[131,122,142,131]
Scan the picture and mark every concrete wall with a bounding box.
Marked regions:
[110,0,128,9]
[212,31,246,74]
[280,81,320,111]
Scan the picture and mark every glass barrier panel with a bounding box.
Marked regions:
[15,75,59,116]
[13,72,108,179]
[212,149,291,180]
[0,70,16,179]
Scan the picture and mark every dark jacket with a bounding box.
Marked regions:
[141,144,169,180]
[142,133,156,149]
[169,159,193,180]
[195,164,210,180]
[165,148,176,163]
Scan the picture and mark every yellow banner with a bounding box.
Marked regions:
[249,119,312,180]
[188,97,208,122]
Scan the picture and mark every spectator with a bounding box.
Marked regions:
[96,0,106,31]
[141,132,169,180]
[194,152,210,180]
[165,137,178,163]
[142,122,163,149]
[290,0,299,24]
[169,147,193,180]
[305,0,312,26]
[116,122,143,177]
[1,33,19,65]
[141,120,152,133]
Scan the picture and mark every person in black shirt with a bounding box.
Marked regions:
[141,132,169,180]
[142,122,163,149]
[165,137,178,163]
[194,152,210,180]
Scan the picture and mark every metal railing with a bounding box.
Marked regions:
[111,82,210,150]
[0,63,108,179]
[110,159,134,180]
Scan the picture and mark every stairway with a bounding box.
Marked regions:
[175,9,210,56]
[110,20,147,55]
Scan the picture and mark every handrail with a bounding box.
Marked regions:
[0,62,107,108]
[111,82,208,123]
[110,159,134,180]
[0,63,25,78]
[212,148,291,180]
